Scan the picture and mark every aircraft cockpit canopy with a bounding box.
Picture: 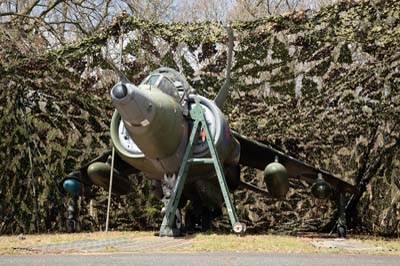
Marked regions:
[142,67,192,102]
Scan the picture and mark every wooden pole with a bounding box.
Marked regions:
[105,147,115,232]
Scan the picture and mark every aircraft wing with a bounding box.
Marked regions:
[61,150,139,196]
[232,131,357,194]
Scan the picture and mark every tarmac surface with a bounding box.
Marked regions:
[11,235,389,253]
[19,237,193,252]
[1,252,399,266]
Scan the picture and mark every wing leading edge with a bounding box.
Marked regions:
[233,131,357,194]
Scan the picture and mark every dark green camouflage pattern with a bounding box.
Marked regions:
[0,0,399,235]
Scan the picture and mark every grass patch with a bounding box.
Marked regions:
[185,234,314,253]
[1,231,399,255]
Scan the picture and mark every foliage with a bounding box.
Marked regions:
[1,0,399,235]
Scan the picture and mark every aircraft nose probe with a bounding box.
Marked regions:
[110,79,187,161]
[111,82,152,127]
[112,83,128,99]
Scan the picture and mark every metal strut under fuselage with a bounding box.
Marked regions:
[159,96,246,236]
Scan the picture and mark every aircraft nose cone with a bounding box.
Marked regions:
[113,83,128,99]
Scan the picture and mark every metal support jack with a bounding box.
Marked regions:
[159,96,246,236]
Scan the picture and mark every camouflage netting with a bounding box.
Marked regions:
[1,0,399,235]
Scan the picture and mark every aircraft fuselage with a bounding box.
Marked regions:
[110,68,240,208]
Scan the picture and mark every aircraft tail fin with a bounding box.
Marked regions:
[214,25,234,109]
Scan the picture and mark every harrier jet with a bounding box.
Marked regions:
[61,28,356,237]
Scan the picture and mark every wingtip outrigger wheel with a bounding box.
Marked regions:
[66,197,79,233]
[233,222,246,234]
[336,191,347,238]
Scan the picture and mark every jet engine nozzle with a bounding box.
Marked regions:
[311,176,332,199]
[264,162,289,198]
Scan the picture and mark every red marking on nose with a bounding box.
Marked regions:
[225,125,230,140]
[200,128,206,142]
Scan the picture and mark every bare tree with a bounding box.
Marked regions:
[230,0,304,20]
[0,0,117,46]
[123,0,176,20]
[174,0,235,22]
[0,0,339,46]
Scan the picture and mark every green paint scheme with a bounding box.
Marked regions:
[311,176,333,200]
[159,97,243,236]
[264,161,289,199]
[115,86,185,159]
[87,161,132,195]
[48,0,396,238]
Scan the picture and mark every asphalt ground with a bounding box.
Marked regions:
[21,237,193,252]
[0,252,399,266]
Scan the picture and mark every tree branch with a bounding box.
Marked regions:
[39,0,67,18]
[20,0,41,16]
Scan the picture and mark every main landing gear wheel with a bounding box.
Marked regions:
[201,209,212,232]
[66,219,77,233]
[160,207,182,237]
[233,222,246,234]
[337,224,347,238]
[184,209,195,234]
